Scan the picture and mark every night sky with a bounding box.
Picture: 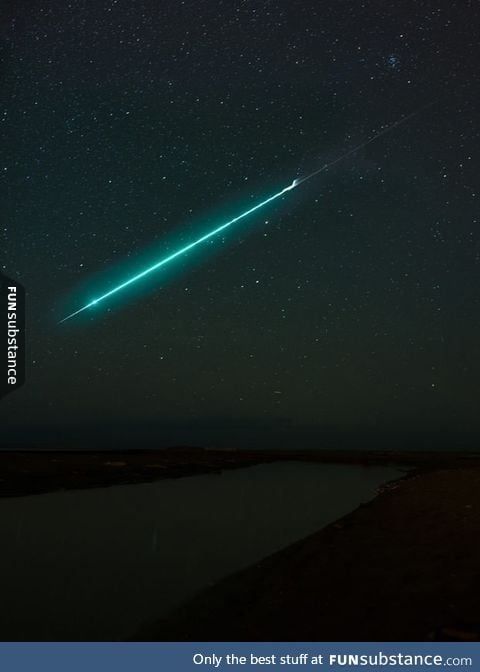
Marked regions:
[1,0,479,449]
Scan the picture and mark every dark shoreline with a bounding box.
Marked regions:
[134,463,480,642]
[0,447,478,498]
[1,448,479,641]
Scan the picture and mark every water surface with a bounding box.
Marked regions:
[0,461,402,639]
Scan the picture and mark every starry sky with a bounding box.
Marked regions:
[1,0,479,450]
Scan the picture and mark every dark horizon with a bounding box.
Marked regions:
[2,419,479,452]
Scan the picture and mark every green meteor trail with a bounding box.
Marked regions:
[59,105,430,323]
[59,180,297,323]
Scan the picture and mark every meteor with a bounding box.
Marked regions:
[59,182,297,323]
[59,104,430,323]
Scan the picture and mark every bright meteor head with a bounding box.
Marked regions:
[284,179,299,192]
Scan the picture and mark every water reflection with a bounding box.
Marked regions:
[0,461,402,640]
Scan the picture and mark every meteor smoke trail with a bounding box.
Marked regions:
[294,103,433,186]
[59,104,430,323]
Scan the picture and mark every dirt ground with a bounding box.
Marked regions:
[135,466,480,642]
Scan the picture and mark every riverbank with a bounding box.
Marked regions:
[0,447,477,498]
[135,465,480,642]
[0,461,402,640]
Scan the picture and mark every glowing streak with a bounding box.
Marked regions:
[60,103,433,323]
[59,182,296,323]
